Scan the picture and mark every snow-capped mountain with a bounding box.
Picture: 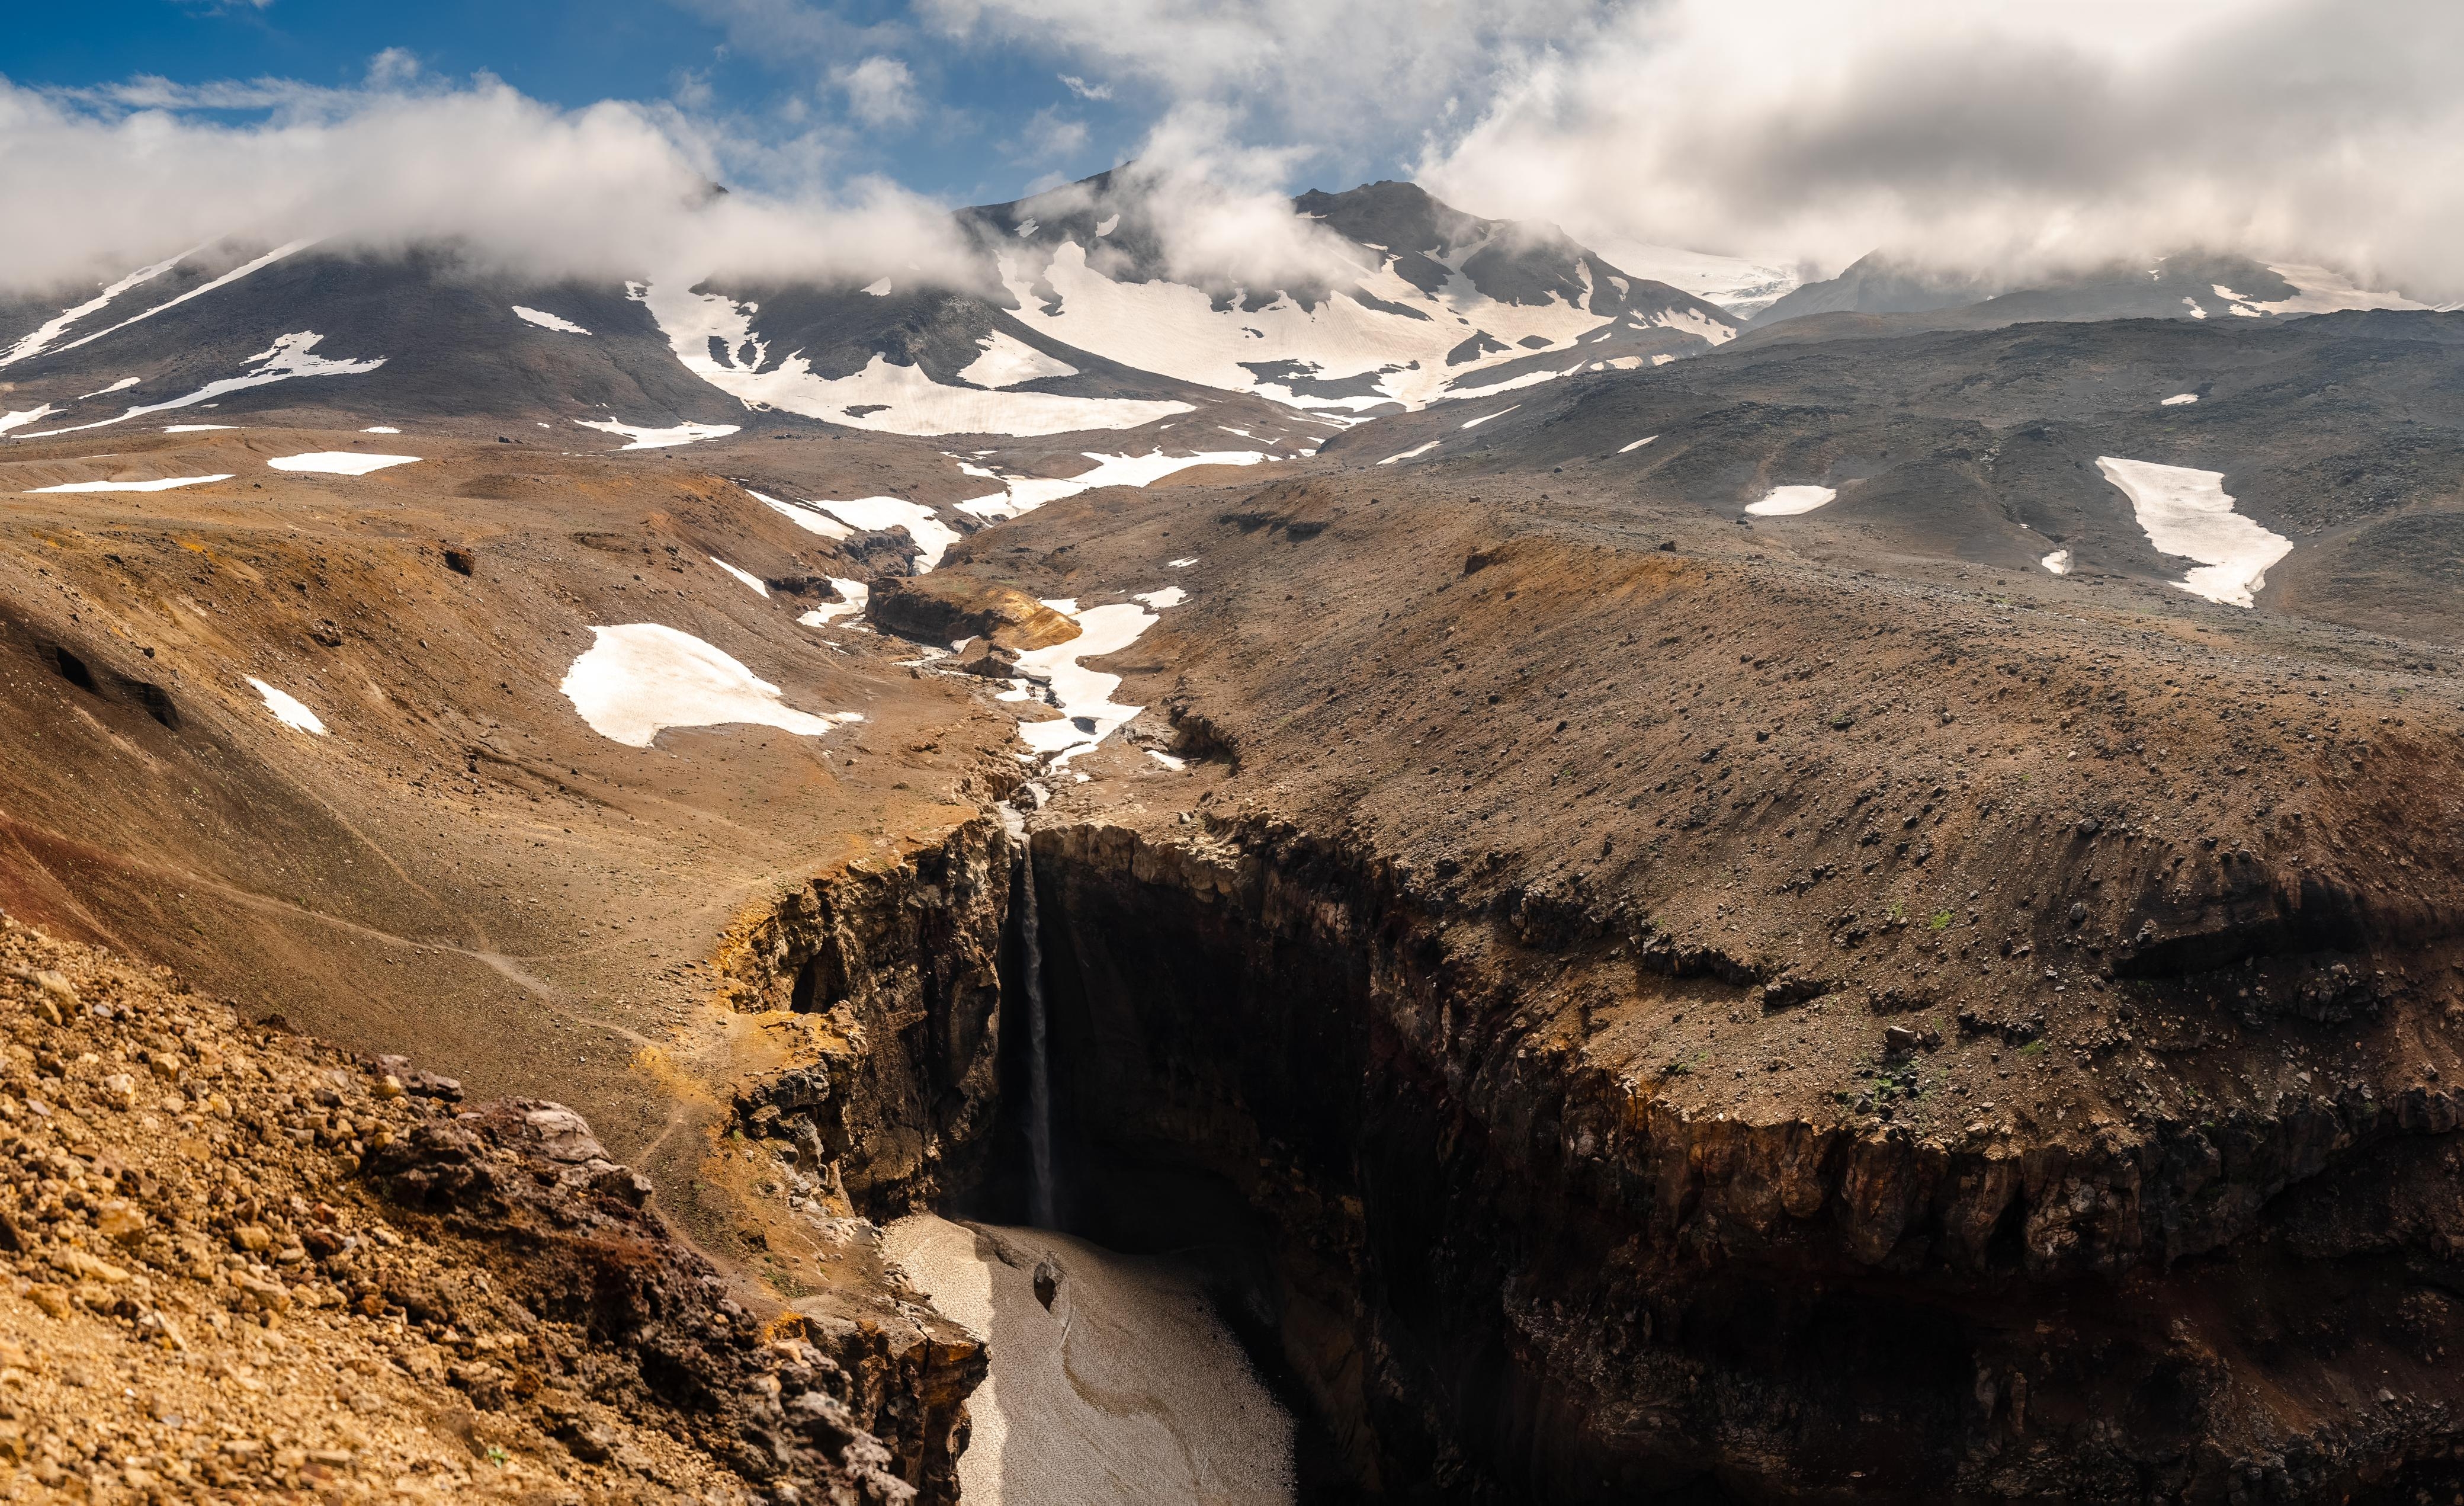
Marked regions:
[0,175,1741,447]
[942,176,1739,419]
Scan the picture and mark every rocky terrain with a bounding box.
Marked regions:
[0,916,972,1502]
[5,203,2464,1503]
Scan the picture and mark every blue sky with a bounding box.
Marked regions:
[5,0,1154,207]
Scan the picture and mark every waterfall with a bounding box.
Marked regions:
[1019,832,1057,1228]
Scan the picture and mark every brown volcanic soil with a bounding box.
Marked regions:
[971,457,2464,1139]
[0,419,1051,1492]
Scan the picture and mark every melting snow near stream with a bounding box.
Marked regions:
[797,578,870,627]
[1013,597,1173,764]
[803,496,961,571]
[2096,457,2290,607]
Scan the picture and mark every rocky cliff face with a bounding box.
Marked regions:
[716,816,1014,1220]
[1021,813,2464,1503]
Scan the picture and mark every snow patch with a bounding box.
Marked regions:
[1146,749,1188,771]
[248,678,327,735]
[2162,393,2199,406]
[28,473,231,494]
[76,377,141,401]
[1461,406,1519,429]
[2096,457,2289,608]
[957,331,1079,389]
[1167,557,1197,568]
[512,306,591,335]
[1645,305,1737,346]
[1378,440,1440,465]
[163,424,233,432]
[862,278,893,297]
[0,406,59,438]
[1134,587,1187,610]
[1744,485,1837,516]
[44,241,316,361]
[1,246,197,368]
[880,1215,1292,1506]
[574,418,740,450]
[997,239,1624,417]
[2042,549,2072,575]
[1578,236,1799,317]
[23,332,381,438]
[268,452,419,476]
[710,557,769,597]
[560,623,858,748]
[1619,435,1658,453]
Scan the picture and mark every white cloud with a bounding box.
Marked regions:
[0,72,980,295]
[1058,73,1112,101]
[922,0,2464,300]
[1075,109,1371,291]
[1418,0,2464,297]
[1016,106,1089,162]
[836,55,920,128]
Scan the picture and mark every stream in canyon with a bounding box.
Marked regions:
[879,818,1304,1504]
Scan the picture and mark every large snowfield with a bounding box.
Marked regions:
[2096,456,2292,607]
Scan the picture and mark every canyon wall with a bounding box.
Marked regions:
[1025,815,2464,1504]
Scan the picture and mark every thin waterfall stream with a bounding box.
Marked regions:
[1019,829,1057,1228]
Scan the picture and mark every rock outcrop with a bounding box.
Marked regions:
[0,915,936,1503]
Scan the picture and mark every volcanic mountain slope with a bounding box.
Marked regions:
[0,236,1263,448]
[1747,248,2427,340]
[0,177,1738,455]
[1358,307,2464,644]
